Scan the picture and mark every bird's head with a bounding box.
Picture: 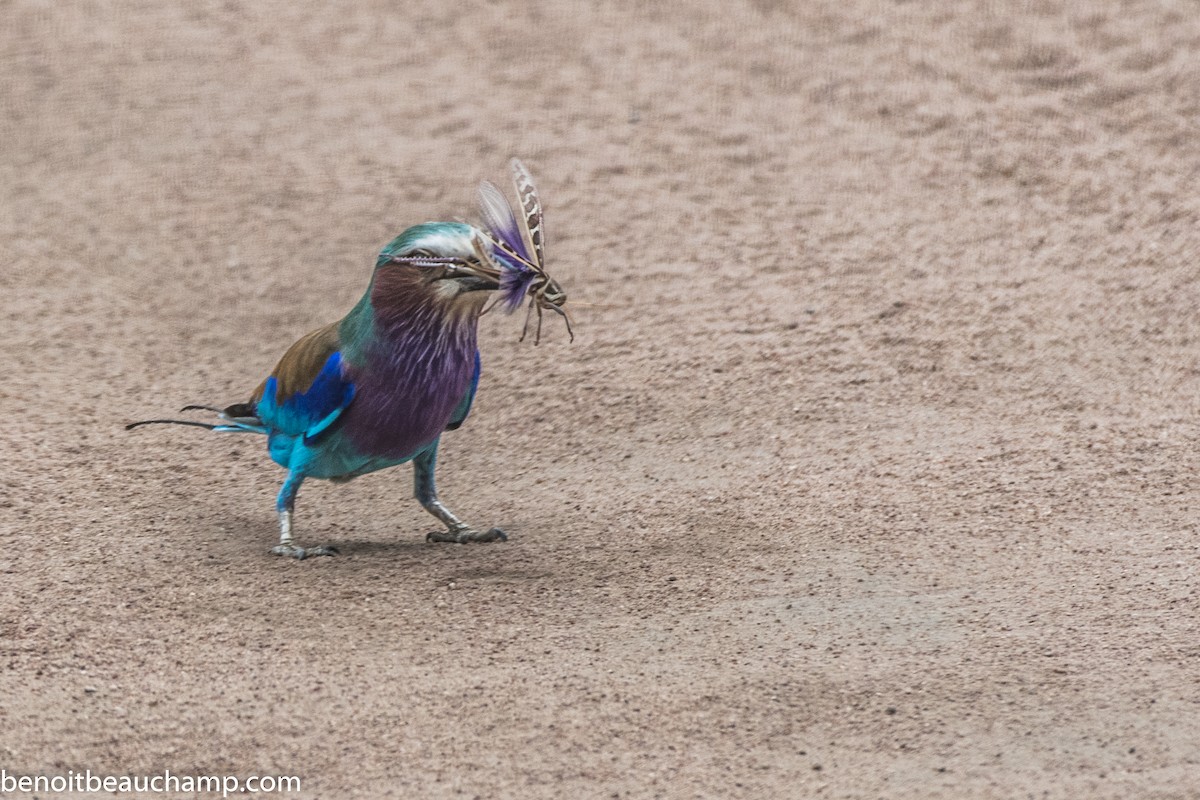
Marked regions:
[371,222,500,319]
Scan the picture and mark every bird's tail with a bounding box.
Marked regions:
[125,403,268,434]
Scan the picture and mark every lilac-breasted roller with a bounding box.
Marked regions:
[129,161,568,558]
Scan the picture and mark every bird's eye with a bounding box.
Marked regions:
[410,248,434,258]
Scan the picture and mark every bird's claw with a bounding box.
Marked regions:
[270,544,339,559]
[425,527,508,544]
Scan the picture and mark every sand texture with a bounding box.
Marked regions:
[4,1,1200,797]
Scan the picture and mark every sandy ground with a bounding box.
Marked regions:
[4,1,1200,797]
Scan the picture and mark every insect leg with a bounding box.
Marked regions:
[533,301,546,345]
[519,296,537,342]
[548,303,575,343]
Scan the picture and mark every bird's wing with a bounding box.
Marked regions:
[251,322,356,442]
[444,350,481,432]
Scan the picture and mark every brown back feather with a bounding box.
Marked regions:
[249,321,342,405]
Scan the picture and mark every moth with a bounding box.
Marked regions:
[474,159,574,344]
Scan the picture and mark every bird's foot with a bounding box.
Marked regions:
[425,527,508,544]
[270,543,340,559]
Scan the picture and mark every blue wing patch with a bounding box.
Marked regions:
[257,352,356,443]
[444,350,481,431]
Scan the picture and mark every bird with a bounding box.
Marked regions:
[128,160,569,559]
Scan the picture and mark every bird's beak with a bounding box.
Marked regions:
[445,261,501,293]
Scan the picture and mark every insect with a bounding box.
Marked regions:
[475,159,574,344]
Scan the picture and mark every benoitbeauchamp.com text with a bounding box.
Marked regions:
[0,769,300,797]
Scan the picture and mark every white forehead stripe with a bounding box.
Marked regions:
[403,226,479,260]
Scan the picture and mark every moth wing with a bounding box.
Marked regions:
[509,158,545,272]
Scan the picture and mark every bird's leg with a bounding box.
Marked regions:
[271,471,338,559]
[413,444,506,544]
